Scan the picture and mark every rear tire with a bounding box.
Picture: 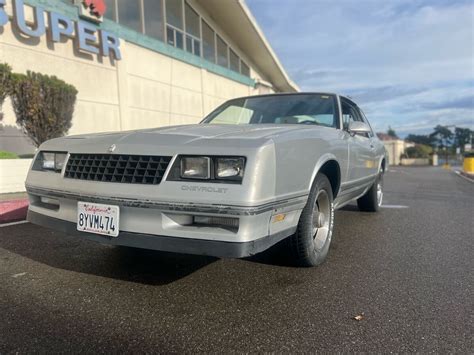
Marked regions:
[289,174,334,267]
[357,169,384,212]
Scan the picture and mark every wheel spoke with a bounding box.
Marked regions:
[312,190,331,250]
[377,172,384,206]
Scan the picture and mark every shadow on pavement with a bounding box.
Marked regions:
[339,204,360,212]
[0,224,217,286]
[244,239,298,267]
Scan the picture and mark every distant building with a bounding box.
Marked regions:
[377,133,415,165]
[0,0,298,154]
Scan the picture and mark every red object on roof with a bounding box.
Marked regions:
[83,0,107,17]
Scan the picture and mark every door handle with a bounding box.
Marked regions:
[370,144,375,150]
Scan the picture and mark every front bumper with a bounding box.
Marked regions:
[26,186,306,258]
[27,210,296,258]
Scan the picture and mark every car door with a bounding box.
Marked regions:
[341,99,374,183]
[357,107,380,176]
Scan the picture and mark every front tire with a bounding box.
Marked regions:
[357,169,384,212]
[289,174,334,267]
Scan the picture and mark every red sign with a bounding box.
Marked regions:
[83,0,106,18]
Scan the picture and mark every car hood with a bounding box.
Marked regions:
[40,124,334,154]
[68,124,310,142]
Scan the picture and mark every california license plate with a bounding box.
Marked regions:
[77,202,119,237]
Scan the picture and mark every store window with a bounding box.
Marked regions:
[202,20,215,63]
[216,35,228,68]
[229,49,240,72]
[241,60,250,77]
[185,2,199,37]
[105,0,249,78]
[166,0,183,29]
[143,0,164,41]
[104,0,116,21]
[166,0,184,49]
[185,2,201,56]
[117,0,142,33]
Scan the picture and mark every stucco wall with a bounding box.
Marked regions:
[0,159,32,193]
[0,0,256,142]
[400,158,430,166]
[382,140,414,166]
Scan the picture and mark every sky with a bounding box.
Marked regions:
[246,0,474,136]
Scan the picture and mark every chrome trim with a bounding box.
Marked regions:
[26,185,308,216]
[340,174,377,191]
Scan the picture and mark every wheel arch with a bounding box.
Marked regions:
[379,155,387,173]
[309,155,341,198]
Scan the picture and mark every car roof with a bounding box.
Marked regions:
[229,92,335,100]
[228,92,357,105]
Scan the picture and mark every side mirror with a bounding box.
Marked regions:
[348,121,371,136]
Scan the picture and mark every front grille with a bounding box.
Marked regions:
[64,154,172,185]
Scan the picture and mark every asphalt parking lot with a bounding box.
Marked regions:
[0,167,472,353]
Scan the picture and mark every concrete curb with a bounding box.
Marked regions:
[454,170,474,183]
[0,199,29,224]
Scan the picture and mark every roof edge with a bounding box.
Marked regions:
[238,0,300,93]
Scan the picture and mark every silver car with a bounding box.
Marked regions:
[26,93,386,267]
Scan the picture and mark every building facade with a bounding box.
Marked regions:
[0,0,298,154]
[377,133,415,166]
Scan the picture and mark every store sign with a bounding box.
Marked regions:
[0,0,121,60]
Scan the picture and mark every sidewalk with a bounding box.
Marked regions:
[0,192,29,224]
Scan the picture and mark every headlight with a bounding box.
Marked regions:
[41,152,55,170]
[180,156,211,179]
[169,156,246,183]
[33,151,68,172]
[216,157,245,180]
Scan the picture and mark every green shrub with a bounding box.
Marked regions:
[0,150,19,159]
[406,144,433,159]
[11,71,78,147]
[0,63,13,109]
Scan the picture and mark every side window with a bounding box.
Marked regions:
[357,108,374,137]
[341,101,363,130]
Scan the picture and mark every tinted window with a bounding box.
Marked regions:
[202,20,215,62]
[143,0,164,40]
[166,0,183,29]
[117,0,142,32]
[104,0,116,21]
[241,60,250,77]
[216,35,228,67]
[229,49,240,72]
[185,2,200,38]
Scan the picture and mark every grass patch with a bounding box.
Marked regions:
[0,150,19,159]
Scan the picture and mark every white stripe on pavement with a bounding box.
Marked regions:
[381,205,409,209]
[0,220,28,228]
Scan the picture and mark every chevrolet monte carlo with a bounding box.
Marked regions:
[26,93,387,267]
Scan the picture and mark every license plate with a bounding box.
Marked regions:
[77,202,119,237]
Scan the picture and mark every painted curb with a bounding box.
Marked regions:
[0,199,29,224]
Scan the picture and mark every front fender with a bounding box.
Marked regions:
[308,153,339,191]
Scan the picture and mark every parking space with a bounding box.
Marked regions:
[0,167,472,352]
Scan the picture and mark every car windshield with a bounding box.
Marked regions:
[202,94,338,128]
